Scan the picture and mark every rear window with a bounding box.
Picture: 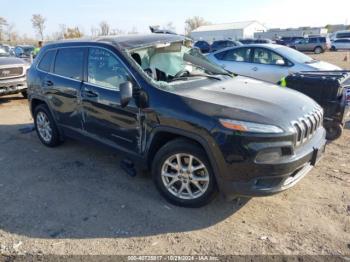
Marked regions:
[54,48,84,80]
[38,50,56,72]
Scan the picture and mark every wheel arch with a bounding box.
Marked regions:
[146,127,222,184]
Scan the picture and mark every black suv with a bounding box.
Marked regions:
[27,34,326,207]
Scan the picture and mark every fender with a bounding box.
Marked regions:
[145,126,227,192]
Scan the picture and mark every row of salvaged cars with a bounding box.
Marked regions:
[1,33,349,207]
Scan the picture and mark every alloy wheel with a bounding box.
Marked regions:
[161,153,210,200]
[36,111,52,143]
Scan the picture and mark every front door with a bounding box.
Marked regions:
[81,47,141,154]
[251,47,290,83]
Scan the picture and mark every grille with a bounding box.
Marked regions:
[0,67,24,79]
[292,107,323,147]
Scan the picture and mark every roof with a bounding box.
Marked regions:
[96,34,187,49]
[44,34,187,51]
[192,21,263,33]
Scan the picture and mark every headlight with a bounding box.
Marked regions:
[219,119,284,134]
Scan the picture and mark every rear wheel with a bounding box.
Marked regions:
[314,46,323,54]
[152,139,217,207]
[331,46,337,52]
[21,91,27,99]
[34,104,62,147]
[326,123,343,140]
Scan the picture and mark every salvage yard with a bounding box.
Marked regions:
[0,52,349,256]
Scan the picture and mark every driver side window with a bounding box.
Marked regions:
[88,47,130,91]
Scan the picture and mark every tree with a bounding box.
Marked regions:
[99,21,110,36]
[184,16,211,35]
[5,23,15,42]
[64,27,84,39]
[0,17,8,41]
[90,26,99,37]
[31,14,46,40]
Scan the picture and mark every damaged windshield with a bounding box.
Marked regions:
[127,41,231,85]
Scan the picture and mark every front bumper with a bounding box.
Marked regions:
[0,76,27,96]
[218,128,327,199]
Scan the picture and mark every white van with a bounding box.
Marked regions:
[333,30,350,39]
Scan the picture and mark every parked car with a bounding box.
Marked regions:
[332,30,350,40]
[276,37,304,46]
[14,45,34,62]
[254,38,274,44]
[210,40,242,52]
[331,38,350,51]
[194,40,211,53]
[27,34,326,207]
[207,44,341,84]
[238,38,256,45]
[290,37,331,54]
[0,46,30,97]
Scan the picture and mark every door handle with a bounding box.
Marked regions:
[45,80,54,86]
[252,67,258,71]
[84,90,98,98]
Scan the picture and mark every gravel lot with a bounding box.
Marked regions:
[0,51,349,257]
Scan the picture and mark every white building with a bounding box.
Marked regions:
[254,27,328,40]
[190,21,267,42]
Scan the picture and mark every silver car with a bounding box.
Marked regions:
[207,44,342,84]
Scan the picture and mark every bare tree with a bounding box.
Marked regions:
[0,17,8,41]
[184,16,211,35]
[110,28,124,35]
[31,14,46,40]
[99,21,110,36]
[64,27,84,39]
[90,26,99,37]
[5,23,15,42]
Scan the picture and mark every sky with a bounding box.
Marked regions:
[1,0,350,38]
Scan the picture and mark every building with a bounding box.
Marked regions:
[190,21,267,42]
[254,27,328,40]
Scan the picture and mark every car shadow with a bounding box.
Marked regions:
[0,94,26,105]
[0,123,250,239]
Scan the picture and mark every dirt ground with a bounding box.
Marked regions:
[0,52,349,258]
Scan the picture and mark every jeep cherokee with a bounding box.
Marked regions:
[27,34,326,207]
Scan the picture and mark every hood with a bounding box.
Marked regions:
[306,61,342,71]
[0,57,27,66]
[173,76,320,131]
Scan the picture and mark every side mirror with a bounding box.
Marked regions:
[119,81,133,108]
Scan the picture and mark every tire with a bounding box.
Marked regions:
[152,138,217,208]
[325,123,343,141]
[331,46,337,52]
[21,91,28,99]
[34,104,62,147]
[314,46,323,54]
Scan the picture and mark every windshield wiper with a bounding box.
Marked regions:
[170,73,222,82]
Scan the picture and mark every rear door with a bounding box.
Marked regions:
[45,47,86,130]
[81,46,141,153]
[250,47,291,83]
[214,47,253,77]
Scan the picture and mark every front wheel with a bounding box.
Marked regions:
[326,123,343,140]
[152,139,217,207]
